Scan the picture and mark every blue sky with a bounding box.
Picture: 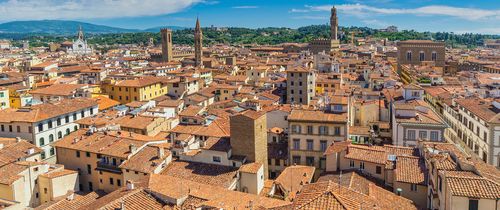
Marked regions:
[0,0,498,34]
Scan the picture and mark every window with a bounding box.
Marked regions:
[320,140,327,152]
[306,139,313,151]
[376,166,382,174]
[117,179,122,187]
[76,151,80,158]
[307,126,313,134]
[275,159,280,166]
[438,176,442,192]
[320,158,326,170]
[0,125,3,132]
[86,152,90,157]
[65,115,70,123]
[483,132,487,141]
[48,121,53,129]
[88,182,93,191]
[407,130,416,140]
[468,199,478,210]
[66,128,70,136]
[410,184,418,191]
[38,123,43,132]
[334,127,341,135]
[16,126,20,132]
[333,105,342,111]
[359,162,365,170]
[112,158,117,166]
[39,138,45,146]
[319,126,328,135]
[212,156,221,163]
[291,125,301,134]
[349,160,355,168]
[73,113,77,121]
[293,139,300,150]
[50,148,55,156]
[8,125,12,132]
[109,178,114,185]
[306,156,314,166]
[430,131,439,141]
[406,51,412,61]
[41,152,46,159]
[292,156,301,164]
[418,131,427,140]
[49,134,54,142]
[81,111,85,118]
[58,131,62,139]
[57,118,61,126]
[419,51,425,61]
[431,51,437,61]
[87,164,91,174]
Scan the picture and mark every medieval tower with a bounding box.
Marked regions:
[330,5,338,41]
[194,17,203,67]
[160,28,173,62]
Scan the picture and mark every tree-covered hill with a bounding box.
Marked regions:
[6,24,499,49]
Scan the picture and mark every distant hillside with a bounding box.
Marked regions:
[0,20,138,34]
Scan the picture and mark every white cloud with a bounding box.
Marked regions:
[232,6,259,9]
[293,4,500,21]
[289,9,310,13]
[0,0,204,21]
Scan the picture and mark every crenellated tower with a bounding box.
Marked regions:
[330,5,338,41]
[160,28,173,62]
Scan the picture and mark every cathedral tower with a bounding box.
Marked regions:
[161,28,173,62]
[194,17,203,67]
[330,6,338,40]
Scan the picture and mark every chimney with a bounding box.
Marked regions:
[126,180,134,190]
[129,144,137,154]
[157,146,164,159]
[66,191,75,201]
[396,188,402,196]
[120,200,126,210]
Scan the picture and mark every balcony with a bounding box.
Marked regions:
[96,161,122,174]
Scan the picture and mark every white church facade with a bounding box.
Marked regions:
[67,26,93,55]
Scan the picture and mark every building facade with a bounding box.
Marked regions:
[286,67,316,105]
[397,40,445,68]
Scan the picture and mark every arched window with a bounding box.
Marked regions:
[406,51,412,61]
[66,128,70,135]
[49,134,54,142]
[58,131,62,139]
[419,51,425,61]
[39,137,45,146]
[74,125,78,131]
[431,51,437,61]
